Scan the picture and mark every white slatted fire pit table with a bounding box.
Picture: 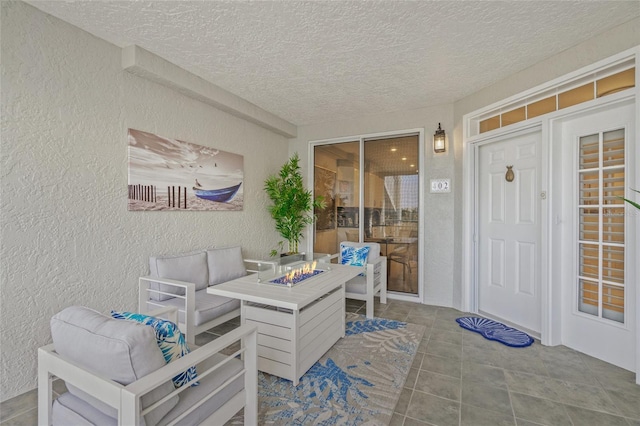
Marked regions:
[207,261,361,385]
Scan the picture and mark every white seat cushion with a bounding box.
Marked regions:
[152,290,240,327]
[158,353,244,425]
[345,275,367,294]
[53,394,115,426]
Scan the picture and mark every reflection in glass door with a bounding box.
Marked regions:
[313,135,419,295]
[313,141,360,255]
[364,136,419,294]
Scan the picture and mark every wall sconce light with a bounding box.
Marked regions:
[433,123,446,153]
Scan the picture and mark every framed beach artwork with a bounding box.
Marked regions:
[127,129,243,211]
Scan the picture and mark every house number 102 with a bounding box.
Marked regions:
[430,179,451,193]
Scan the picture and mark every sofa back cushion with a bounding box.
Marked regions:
[149,251,209,301]
[207,246,246,286]
[51,306,178,425]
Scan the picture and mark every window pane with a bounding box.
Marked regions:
[579,208,599,241]
[579,243,599,280]
[559,83,594,109]
[579,134,599,169]
[603,169,625,205]
[602,245,624,284]
[578,279,599,316]
[579,172,599,205]
[602,283,624,323]
[479,115,500,133]
[527,96,556,119]
[501,107,525,126]
[602,208,624,243]
[597,68,635,97]
[603,129,624,168]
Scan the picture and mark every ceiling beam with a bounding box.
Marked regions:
[122,45,297,138]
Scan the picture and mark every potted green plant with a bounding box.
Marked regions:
[264,153,325,256]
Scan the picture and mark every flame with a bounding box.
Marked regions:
[283,261,317,284]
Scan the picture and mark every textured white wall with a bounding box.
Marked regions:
[291,105,455,307]
[0,1,287,401]
[451,18,640,310]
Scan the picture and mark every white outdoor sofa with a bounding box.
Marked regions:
[38,305,258,425]
[319,241,387,318]
[139,246,262,345]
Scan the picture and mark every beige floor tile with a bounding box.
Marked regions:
[406,391,460,426]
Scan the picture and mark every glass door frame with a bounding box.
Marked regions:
[308,128,425,303]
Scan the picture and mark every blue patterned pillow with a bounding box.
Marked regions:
[340,244,370,274]
[111,311,198,388]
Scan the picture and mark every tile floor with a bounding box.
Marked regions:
[2,300,639,426]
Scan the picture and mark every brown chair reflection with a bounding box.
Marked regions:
[346,230,359,242]
[388,229,417,283]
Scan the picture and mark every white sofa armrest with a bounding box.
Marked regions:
[122,323,258,425]
[145,306,179,325]
[368,255,385,266]
[139,276,197,344]
[139,275,197,298]
[317,253,339,262]
[243,258,278,274]
[38,344,123,423]
[364,256,386,291]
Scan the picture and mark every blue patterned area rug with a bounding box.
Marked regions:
[228,312,425,425]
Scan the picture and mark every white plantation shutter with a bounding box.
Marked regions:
[577,129,626,323]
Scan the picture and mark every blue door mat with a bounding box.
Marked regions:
[456,317,534,348]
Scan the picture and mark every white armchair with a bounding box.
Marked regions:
[319,241,387,318]
[38,305,258,426]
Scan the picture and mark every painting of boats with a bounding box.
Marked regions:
[128,129,244,211]
[193,182,242,202]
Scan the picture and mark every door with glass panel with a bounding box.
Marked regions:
[313,135,420,295]
[560,101,635,371]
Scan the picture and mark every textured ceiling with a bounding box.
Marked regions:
[27,1,640,126]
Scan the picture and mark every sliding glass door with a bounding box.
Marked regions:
[313,134,420,295]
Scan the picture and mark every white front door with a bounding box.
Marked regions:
[558,101,636,371]
[478,130,542,334]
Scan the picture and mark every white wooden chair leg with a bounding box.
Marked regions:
[366,292,374,319]
[380,260,388,304]
[37,349,53,426]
